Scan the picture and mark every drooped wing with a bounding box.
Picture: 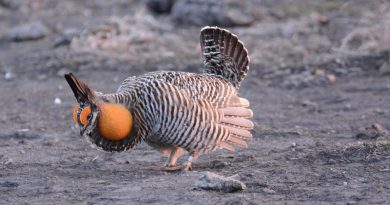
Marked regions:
[149,81,253,152]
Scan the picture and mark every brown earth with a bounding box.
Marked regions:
[0,0,390,204]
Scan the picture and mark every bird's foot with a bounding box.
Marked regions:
[151,164,187,172]
[151,154,195,172]
[183,162,192,171]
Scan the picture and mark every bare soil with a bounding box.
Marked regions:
[0,0,390,204]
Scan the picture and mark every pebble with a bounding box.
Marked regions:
[54,97,62,105]
[171,0,253,27]
[4,158,13,165]
[195,171,246,193]
[344,103,352,111]
[262,187,276,194]
[53,28,81,48]
[146,0,174,14]
[4,72,13,80]
[56,68,71,77]
[355,123,389,140]
[0,181,19,188]
[91,156,99,162]
[0,0,21,9]
[310,12,329,25]
[5,21,49,41]
[327,74,337,83]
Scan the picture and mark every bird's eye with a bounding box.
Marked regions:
[72,104,91,126]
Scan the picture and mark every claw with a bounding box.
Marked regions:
[151,152,197,172]
[183,163,192,171]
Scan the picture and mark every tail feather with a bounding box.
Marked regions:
[228,135,248,147]
[220,107,253,118]
[218,100,254,152]
[227,34,238,57]
[219,142,236,152]
[221,117,254,129]
[233,43,242,63]
[237,50,249,70]
[227,96,250,107]
[200,26,250,89]
[222,125,252,139]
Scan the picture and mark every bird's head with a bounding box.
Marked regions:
[64,73,133,147]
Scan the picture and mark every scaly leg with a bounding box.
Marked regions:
[166,147,186,167]
[152,147,187,171]
[182,151,200,171]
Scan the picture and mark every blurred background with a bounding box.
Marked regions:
[0,0,390,204]
[0,0,388,84]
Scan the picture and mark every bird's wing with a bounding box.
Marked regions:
[155,82,253,152]
[169,73,239,108]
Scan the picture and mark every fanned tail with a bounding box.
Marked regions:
[218,97,254,151]
[200,26,250,89]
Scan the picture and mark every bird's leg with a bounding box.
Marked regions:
[182,151,200,171]
[165,147,186,167]
[152,147,186,171]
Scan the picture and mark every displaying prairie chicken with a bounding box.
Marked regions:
[65,26,254,171]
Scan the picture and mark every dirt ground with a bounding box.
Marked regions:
[1,0,390,204]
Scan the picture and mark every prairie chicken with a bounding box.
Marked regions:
[65,26,253,171]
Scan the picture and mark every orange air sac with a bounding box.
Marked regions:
[98,103,133,141]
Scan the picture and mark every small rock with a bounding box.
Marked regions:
[56,68,71,77]
[91,155,99,162]
[379,62,390,75]
[301,99,318,112]
[292,142,296,147]
[343,181,348,186]
[0,181,19,188]
[5,21,49,41]
[356,123,389,140]
[146,0,175,14]
[4,158,13,165]
[326,74,336,83]
[344,103,352,111]
[171,0,253,27]
[262,187,276,194]
[54,97,62,105]
[196,171,246,193]
[12,130,39,140]
[310,12,329,25]
[4,72,13,80]
[0,0,21,9]
[312,68,325,76]
[43,138,59,146]
[371,123,388,135]
[37,74,48,80]
[53,28,81,48]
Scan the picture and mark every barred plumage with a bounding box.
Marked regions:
[65,26,254,171]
